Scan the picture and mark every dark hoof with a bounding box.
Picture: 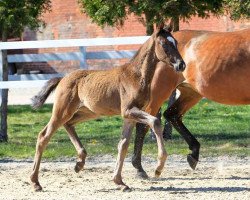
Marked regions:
[74,162,84,173]
[187,154,198,170]
[163,134,172,141]
[136,171,149,179]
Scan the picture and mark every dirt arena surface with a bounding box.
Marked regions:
[0,155,249,200]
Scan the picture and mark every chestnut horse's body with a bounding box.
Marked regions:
[133,29,250,178]
[30,27,185,191]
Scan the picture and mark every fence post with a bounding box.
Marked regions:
[0,49,2,106]
[0,47,8,142]
[79,46,88,69]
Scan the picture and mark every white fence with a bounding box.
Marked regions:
[0,36,149,105]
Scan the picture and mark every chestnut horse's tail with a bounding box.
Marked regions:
[31,77,62,110]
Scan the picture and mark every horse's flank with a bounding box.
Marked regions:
[178,29,250,104]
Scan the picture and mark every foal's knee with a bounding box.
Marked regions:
[151,117,162,135]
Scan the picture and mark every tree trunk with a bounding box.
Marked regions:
[170,17,180,32]
[145,12,154,35]
[0,27,9,142]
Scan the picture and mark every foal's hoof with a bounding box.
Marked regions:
[74,162,84,173]
[136,171,149,179]
[154,170,161,178]
[118,185,131,192]
[31,182,43,192]
[187,154,198,170]
[122,185,131,192]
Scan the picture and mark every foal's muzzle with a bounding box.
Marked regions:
[172,60,186,72]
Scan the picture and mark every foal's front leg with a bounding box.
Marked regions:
[113,119,134,191]
[124,107,167,177]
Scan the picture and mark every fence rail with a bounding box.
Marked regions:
[0,36,149,50]
[0,36,149,91]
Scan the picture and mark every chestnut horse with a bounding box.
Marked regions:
[132,29,250,178]
[30,27,185,191]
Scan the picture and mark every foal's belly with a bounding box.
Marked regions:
[78,75,121,116]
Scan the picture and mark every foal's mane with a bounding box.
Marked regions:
[129,34,155,65]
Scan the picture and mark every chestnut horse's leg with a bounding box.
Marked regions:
[163,83,202,170]
[162,90,176,139]
[150,90,177,140]
[132,123,149,178]
[124,107,167,178]
[113,119,135,191]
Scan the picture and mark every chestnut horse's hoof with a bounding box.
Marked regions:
[187,154,198,170]
[154,170,161,178]
[136,171,149,179]
[74,162,84,173]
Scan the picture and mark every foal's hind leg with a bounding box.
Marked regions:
[30,94,80,191]
[64,124,87,173]
[30,118,63,191]
[163,83,202,170]
[64,108,99,173]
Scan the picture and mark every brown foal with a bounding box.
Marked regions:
[30,26,185,191]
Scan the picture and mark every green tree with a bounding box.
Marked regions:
[0,0,51,142]
[223,0,250,20]
[79,0,250,35]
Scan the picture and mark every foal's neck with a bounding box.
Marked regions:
[130,38,158,88]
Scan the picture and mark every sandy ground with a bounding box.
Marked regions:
[3,91,250,199]
[0,155,249,200]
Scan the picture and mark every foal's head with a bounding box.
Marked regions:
[154,26,186,72]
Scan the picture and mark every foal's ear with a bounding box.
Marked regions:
[164,23,173,32]
[156,22,165,31]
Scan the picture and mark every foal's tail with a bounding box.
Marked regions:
[31,77,62,110]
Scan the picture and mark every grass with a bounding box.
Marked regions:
[0,99,249,159]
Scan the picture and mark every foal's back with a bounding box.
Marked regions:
[54,63,144,116]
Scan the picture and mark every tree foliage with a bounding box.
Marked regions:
[79,0,250,34]
[224,0,250,20]
[0,0,51,142]
[0,0,51,38]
